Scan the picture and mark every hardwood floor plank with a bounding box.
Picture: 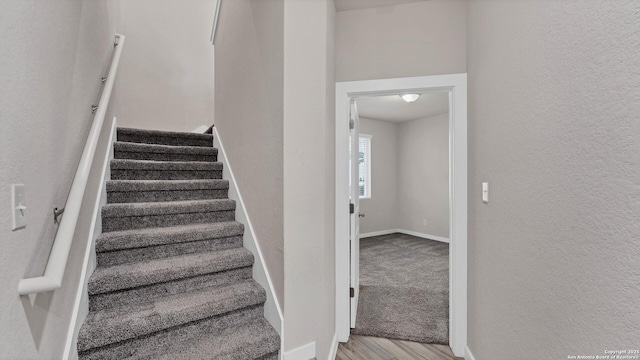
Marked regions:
[342,336,385,360]
[431,344,457,358]
[355,335,395,360]
[336,346,358,360]
[336,335,462,360]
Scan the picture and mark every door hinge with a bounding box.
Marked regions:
[350,287,355,298]
[349,118,355,130]
[349,203,354,214]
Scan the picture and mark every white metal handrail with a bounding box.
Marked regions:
[18,33,126,295]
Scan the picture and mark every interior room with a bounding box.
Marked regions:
[351,91,452,348]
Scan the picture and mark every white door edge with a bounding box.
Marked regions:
[349,99,360,328]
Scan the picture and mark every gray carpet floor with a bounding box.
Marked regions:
[352,233,449,344]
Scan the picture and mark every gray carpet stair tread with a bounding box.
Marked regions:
[96,221,244,252]
[88,247,254,295]
[78,280,266,352]
[102,199,235,218]
[111,159,222,171]
[106,179,229,192]
[155,318,280,360]
[117,127,213,144]
[114,141,217,155]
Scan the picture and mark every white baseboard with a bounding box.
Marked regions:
[396,229,450,243]
[359,228,450,243]
[62,117,117,360]
[213,128,284,352]
[359,229,397,238]
[284,341,316,360]
[191,125,210,133]
[328,333,338,360]
[465,345,477,360]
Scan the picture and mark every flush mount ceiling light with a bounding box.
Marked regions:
[400,94,420,103]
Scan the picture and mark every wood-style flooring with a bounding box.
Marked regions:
[336,335,463,360]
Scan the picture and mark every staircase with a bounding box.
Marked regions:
[77,128,280,360]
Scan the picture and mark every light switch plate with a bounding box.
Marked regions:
[482,182,489,203]
[12,184,27,230]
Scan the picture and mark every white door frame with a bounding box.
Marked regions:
[334,73,468,357]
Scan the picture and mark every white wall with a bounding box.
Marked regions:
[215,0,284,309]
[283,0,336,359]
[112,0,215,132]
[358,118,398,234]
[397,113,449,238]
[358,115,449,239]
[336,0,467,82]
[467,1,639,359]
[0,1,116,358]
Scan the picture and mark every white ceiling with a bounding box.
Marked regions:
[356,92,449,123]
[335,0,429,12]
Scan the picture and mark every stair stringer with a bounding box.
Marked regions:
[212,127,284,358]
[62,117,118,360]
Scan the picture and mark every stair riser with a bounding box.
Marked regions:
[97,235,243,266]
[111,169,222,180]
[117,132,213,147]
[102,211,235,232]
[107,189,228,203]
[114,150,217,162]
[79,305,265,360]
[90,266,252,311]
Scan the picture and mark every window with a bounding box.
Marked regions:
[350,134,372,199]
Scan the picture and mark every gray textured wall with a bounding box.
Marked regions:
[336,0,467,81]
[112,0,216,132]
[397,113,449,238]
[214,0,285,308]
[359,118,399,234]
[467,1,640,359]
[359,114,450,238]
[0,1,116,358]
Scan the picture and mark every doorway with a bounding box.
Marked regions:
[334,74,468,357]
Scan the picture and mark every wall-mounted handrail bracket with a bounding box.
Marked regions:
[18,33,126,296]
[101,77,107,84]
[210,0,222,45]
[53,207,65,225]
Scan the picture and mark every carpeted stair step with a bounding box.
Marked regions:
[77,126,281,358]
[90,267,253,312]
[95,221,244,266]
[110,159,223,180]
[101,199,235,232]
[117,127,213,147]
[155,317,280,360]
[88,248,254,311]
[106,179,229,203]
[78,305,272,360]
[114,141,218,162]
[78,280,266,356]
